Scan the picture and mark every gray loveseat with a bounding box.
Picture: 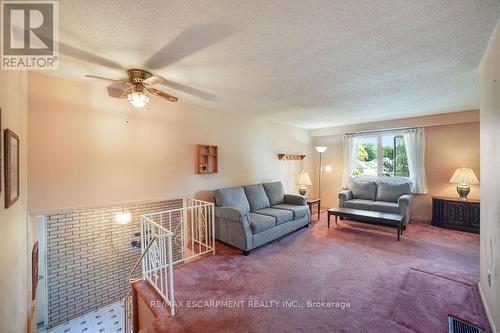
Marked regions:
[214,181,310,255]
[339,181,413,227]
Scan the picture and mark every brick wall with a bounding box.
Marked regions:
[46,199,183,328]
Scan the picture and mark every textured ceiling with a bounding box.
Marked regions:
[51,0,500,129]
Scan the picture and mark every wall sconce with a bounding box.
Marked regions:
[115,212,132,225]
[324,165,332,172]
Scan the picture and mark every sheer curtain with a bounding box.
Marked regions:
[404,128,428,194]
[342,134,358,189]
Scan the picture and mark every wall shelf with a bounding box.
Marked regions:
[196,145,218,174]
[277,153,306,160]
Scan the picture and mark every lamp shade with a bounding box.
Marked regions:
[449,168,479,185]
[315,146,327,153]
[297,171,312,186]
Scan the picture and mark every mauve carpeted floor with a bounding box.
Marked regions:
[142,212,489,333]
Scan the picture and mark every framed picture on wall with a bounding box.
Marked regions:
[4,129,19,208]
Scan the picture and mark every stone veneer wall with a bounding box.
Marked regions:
[46,199,183,327]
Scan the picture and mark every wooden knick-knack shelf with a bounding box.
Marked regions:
[196,145,218,174]
[277,153,306,160]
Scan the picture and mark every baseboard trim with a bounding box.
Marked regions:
[411,216,431,222]
[478,282,497,333]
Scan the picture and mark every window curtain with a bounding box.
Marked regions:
[342,134,358,189]
[404,128,428,194]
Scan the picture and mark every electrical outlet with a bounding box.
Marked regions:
[487,270,491,287]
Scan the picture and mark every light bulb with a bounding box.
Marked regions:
[128,91,149,108]
[115,212,132,225]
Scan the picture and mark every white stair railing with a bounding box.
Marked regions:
[123,198,215,333]
[140,216,176,316]
[142,198,215,265]
[123,289,133,333]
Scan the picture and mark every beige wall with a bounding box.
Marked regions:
[312,116,480,221]
[0,71,30,333]
[479,21,500,333]
[27,72,314,213]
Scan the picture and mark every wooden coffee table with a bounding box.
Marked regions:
[327,207,404,241]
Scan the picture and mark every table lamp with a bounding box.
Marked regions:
[449,167,479,201]
[297,171,312,196]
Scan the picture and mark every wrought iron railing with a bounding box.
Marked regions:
[123,198,215,333]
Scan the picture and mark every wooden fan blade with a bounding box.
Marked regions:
[118,86,135,99]
[143,75,167,86]
[85,74,129,84]
[147,87,178,102]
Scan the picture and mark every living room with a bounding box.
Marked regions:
[0,1,499,333]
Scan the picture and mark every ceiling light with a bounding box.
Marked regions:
[127,90,149,108]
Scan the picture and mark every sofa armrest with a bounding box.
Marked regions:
[338,190,353,207]
[215,206,247,221]
[284,194,307,206]
[398,194,413,225]
[214,206,252,251]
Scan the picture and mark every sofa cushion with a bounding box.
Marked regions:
[370,201,399,214]
[214,187,250,213]
[376,182,410,202]
[254,208,293,225]
[262,181,285,206]
[344,199,373,210]
[351,181,378,200]
[272,204,309,219]
[244,184,271,212]
[248,213,276,234]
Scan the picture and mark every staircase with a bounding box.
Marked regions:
[123,198,215,333]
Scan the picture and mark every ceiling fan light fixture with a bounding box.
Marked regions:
[127,90,149,108]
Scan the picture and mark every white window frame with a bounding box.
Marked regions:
[351,131,411,182]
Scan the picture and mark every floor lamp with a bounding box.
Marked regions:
[315,146,327,201]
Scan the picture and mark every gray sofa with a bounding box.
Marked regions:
[214,181,310,255]
[339,181,413,226]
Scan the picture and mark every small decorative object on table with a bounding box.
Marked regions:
[297,170,312,196]
[449,167,479,201]
[307,199,321,221]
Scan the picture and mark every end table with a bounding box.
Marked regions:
[307,199,321,221]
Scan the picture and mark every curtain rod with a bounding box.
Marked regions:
[345,126,420,136]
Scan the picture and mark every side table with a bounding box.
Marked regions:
[307,199,321,221]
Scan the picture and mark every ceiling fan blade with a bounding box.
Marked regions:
[147,87,179,102]
[85,74,129,84]
[161,80,216,101]
[143,75,167,86]
[11,25,125,70]
[144,23,235,69]
[118,86,135,99]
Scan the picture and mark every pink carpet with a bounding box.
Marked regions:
[142,213,489,333]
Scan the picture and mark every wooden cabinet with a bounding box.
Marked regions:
[431,196,480,233]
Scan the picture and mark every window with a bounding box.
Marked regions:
[352,133,409,178]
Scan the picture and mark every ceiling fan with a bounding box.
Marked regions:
[85,69,178,108]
